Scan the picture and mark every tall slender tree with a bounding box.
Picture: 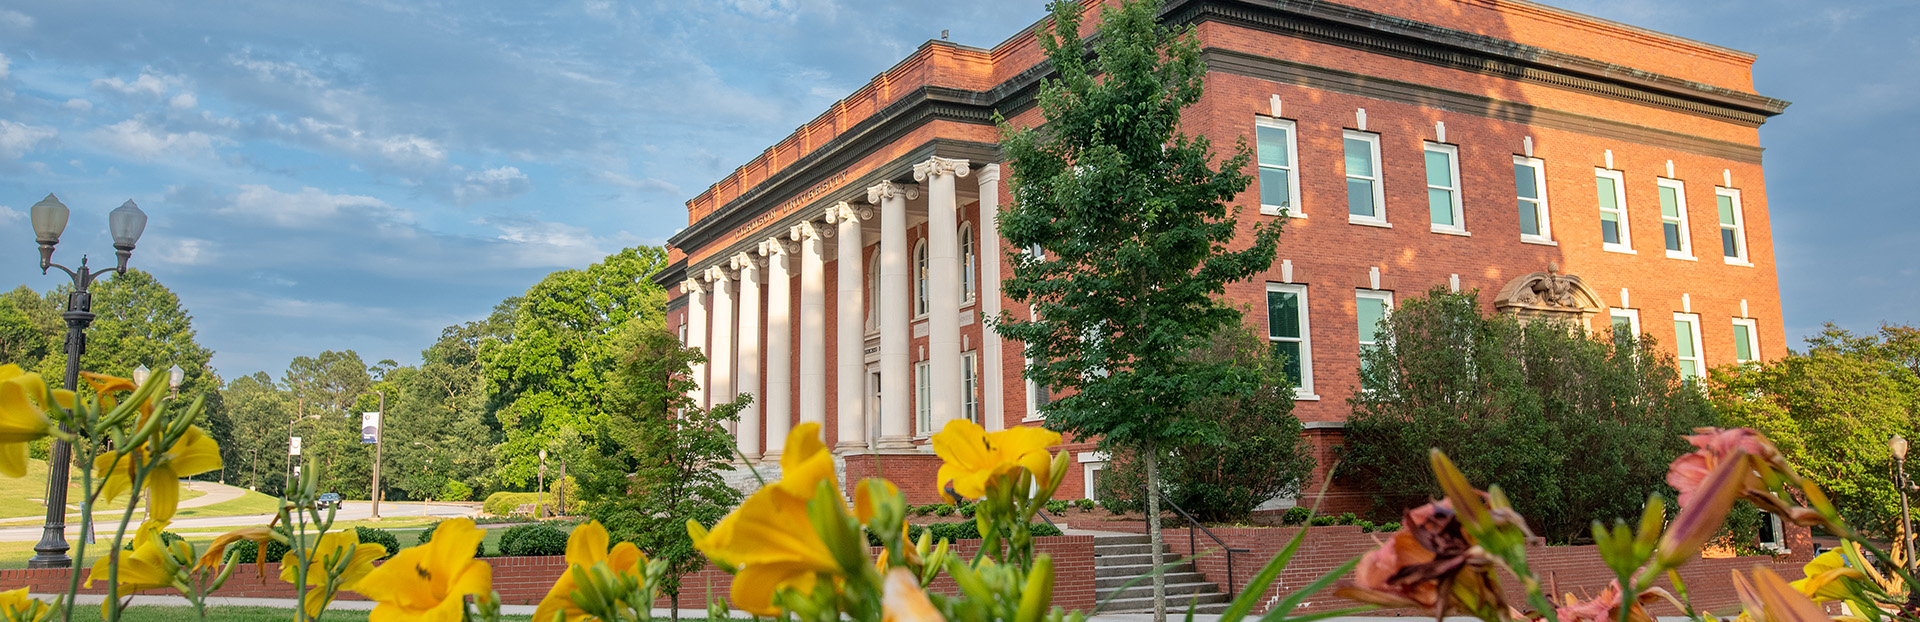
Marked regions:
[994,1,1283,619]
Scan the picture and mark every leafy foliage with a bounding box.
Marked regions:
[354,527,401,559]
[1341,287,1718,544]
[498,523,569,557]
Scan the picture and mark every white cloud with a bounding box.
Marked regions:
[217,184,409,230]
[144,237,216,266]
[169,93,197,109]
[484,217,636,267]
[0,120,57,158]
[0,53,9,80]
[597,170,681,194]
[0,9,29,30]
[87,118,221,161]
[63,98,91,112]
[92,70,184,98]
[452,166,532,204]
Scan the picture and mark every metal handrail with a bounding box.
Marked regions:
[1159,492,1252,599]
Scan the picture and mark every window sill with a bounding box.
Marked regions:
[1349,217,1391,228]
[1262,207,1304,218]
[1430,226,1471,237]
[1603,246,1637,255]
[1293,393,1322,402]
[1666,253,1698,261]
[1520,237,1557,246]
[1724,258,1754,267]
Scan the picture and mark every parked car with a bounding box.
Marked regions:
[316,493,342,510]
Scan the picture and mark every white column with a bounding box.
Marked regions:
[793,221,829,435]
[829,202,870,452]
[914,157,969,433]
[976,164,1006,430]
[759,237,795,458]
[731,252,764,462]
[682,279,709,410]
[870,180,918,450]
[705,266,735,421]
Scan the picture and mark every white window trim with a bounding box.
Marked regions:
[1657,177,1696,260]
[962,351,980,423]
[1024,304,1045,422]
[1674,312,1705,381]
[913,240,930,319]
[1717,187,1752,266]
[1731,317,1761,363]
[1077,451,1110,501]
[1344,130,1389,227]
[1514,155,1553,245]
[1256,116,1303,218]
[959,223,977,305]
[1611,308,1642,339]
[1425,142,1468,235]
[1267,282,1318,400]
[914,360,931,437]
[1596,168,1633,254]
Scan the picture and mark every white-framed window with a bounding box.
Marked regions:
[1356,290,1393,391]
[679,321,688,345]
[1256,116,1301,217]
[1658,178,1694,259]
[1425,143,1466,234]
[1024,304,1046,422]
[1514,156,1552,243]
[1266,283,1315,398]
[960,223,977,303]
[1596,169,1632,253]
[1673,313,1705,381]
[1610,308,1642,341]
[1078,452,1109,501]
[1717,187,1749,265]
[1732,317,1760,363]
[914,241,930,317]
[1344,131,1387,226]
[915,360,931,435]
[962,351,980,423]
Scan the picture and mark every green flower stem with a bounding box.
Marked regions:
[106,451,152,622]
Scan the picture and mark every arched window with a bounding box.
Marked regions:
[867,251,881,332]
[914,241,930,317]
[960,224,976,302]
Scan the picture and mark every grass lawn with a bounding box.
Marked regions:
[0,521,570,569]
[169,490,283,519]
[59,606,540,621]
[0,459,207,519]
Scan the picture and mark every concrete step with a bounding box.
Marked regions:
[1094,542,1173,556]
[1095,552,1194,568]
[1097,562,1199,578]
[1097,592,1232,614]
[1092,534,1151,546]
[1096,581,1222,601]
[1095,571,1207,590]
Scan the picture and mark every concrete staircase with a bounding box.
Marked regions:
[1093,534,1232,614]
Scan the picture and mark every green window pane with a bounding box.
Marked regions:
[1734,324,1754,361]
[1257,125,1290,168]
[1429,188,1455,225]
[1268,291,1300,339]
[1357,298,1387,344]
[1674,320,1697,357]
[1514,163,1539,199]
[1601,213,1621,245]
[1424,150,1454,188]
[1664,222,1683,252]
[1611,315,1634,342]
[1260,167,1291,208]
[1723,229,1740,257]
[1344,139,1374,177]
[1519,200,1540,236]
[1717,195,1737,225]
[1347,179,1376,217]
[1271,341,1302,388]
[1679,359,1699,380]
[1596,176,1619,210]
[1659,186,1681,218]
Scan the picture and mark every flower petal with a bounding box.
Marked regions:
[565,520,610,567]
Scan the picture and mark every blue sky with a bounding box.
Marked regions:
[0,0,1910,379]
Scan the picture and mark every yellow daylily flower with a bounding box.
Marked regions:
[353,518,492,622]
[534,520,649,622]
[0,587,52,622]
[882,567,945,622]
[0,364,65,478]
[930,420,1060,503]
[688,422,844,616]
[1788,548,1866,602]
[197,526,278,571]
[86,520,178,617]
[280,529,387,618]
[79,372,139,410]
[855,478,901,524]
[93,425,223,522]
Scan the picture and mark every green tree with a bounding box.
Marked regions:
[1710,324,1920,550]
[382,309,511,501]
[0,286,61,370]
[578,326,743,619]
[283,350,375,497]
[992,1,1283,617]
[485,247,669,487]
[1341,288,1718,543]
[222,372,295,494]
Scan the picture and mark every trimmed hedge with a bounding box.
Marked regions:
[481,491,549,517]
[355,527,400,559]
[499,523,568,557]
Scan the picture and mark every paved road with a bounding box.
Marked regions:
[0,501,477,542]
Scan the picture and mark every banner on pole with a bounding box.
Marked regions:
[361,412,381,444]
[290,436,302,456]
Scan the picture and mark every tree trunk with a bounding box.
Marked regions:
[671,591,680,622]
[1145,443,1166,622]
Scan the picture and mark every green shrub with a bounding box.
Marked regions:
[1337,512,1357,525]
[500,524,569,557]
[482,491,545,516]
[1045,500,1070,516]
[441,480,474,502]
[1354,520,1376,532]
[419,521,488,557]
[230,528,292,564]
[1280,507,1310,525]
[957,501,976,518]
[1075,499,1096,511]
[931,504,955,517]
[354,527,400,559]
[870,521,1064,546]
[1307,515,1336,527]
[1375,522,1401,533]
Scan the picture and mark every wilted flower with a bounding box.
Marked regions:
[689,422,846,616]
[94,425,223,522]
[0,364,65,478]
[1667,428,1787,507]
[930,420,1060,503]
[1733,567,1834,622]
[197,526,279,571]
[1337,500,1480,613]
[534,520,648,622]
[353,517,492,621]
[883,567,946,622]
[280,528,386,617]
[1555,581,1655,622]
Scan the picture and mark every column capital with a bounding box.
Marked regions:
[824,201,872,224]
[866,181,919,204]
[682,278,705,295]
[975,163,1001,185]
[791,220,831,240]
[730,251,764,274]
[704,265,731,284]
[912,156,971,182]
[759,236,797,256]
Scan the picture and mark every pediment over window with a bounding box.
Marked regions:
[1493,262,1606,325]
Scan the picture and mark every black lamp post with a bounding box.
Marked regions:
[26,193,147,569]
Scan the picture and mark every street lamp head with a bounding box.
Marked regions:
[131,364,151,386]
[167,364,184,389]
[107,199,146,273]
[1894,434,1909,462]
[30,194,69,269]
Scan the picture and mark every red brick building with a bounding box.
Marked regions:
[655,0,1788,504]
